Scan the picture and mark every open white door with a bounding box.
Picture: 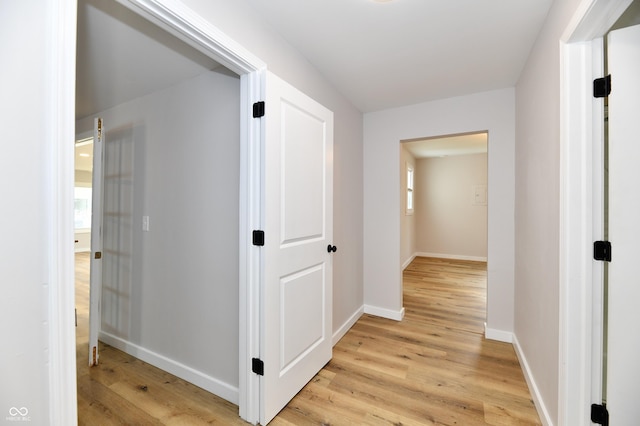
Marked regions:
[260,72,334,424]
[605,23,640,423]
[88,117,105,366]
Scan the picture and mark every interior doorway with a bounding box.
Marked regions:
[399,132,488,266]
[399,131,489,327]
[75,0,243,413]
[47,0,267,421]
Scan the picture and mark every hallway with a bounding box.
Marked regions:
[75,254,539,424]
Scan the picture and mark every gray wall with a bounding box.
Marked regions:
[415,154,488,260]
[400,150,488,267]
[514,0,583,422]
[76,69,241,394]
[363,88,515,333]
[180,0,365,334]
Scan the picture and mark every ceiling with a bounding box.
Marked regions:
[76,0,221,120]
[76,0,555,120]
[244,0,555,112]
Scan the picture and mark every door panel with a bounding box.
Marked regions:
[606,23,640,423]
[262,71,334,424]
[281,101,326,243]
[281,264,325,369]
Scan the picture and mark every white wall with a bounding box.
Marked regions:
[76,69,241,400]
[514,0,583,423]
[179,0,365,337]
[0,2,52,422]
[74,231,91,253]
[415,154,488,260]
[363,88,515,334]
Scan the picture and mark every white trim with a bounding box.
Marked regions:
[100,332,239,404]
[48,0,79,424]
[113,0,263,75]
[401,254,416,270]
[415,252,488,262]
[364,304,405,321]
[558,37,600,426]
[333,306,364,345]
[513,334,553,426]
[484,325,513,343]
[558,1,631,424]
[405,162,414,215]
[238,69,264,425]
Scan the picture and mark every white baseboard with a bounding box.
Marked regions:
[99,332,239,405]
[402,254,417,270]
[333,306,364,345]
[416,252,487,262]
[484,324,513,343]
[364,304,405,321]
[513,334,553,426]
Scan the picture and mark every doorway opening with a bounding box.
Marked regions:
[73,137,94,255]
[74,0,249,420]
[50,0,266,422]
[399,131,489,327]
[73,137,94,352]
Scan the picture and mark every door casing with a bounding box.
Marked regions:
[559,0,633,424]
[50,0,267,423]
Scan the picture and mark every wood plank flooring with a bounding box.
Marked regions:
[76,254,540,425]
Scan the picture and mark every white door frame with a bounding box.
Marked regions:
[49,0,266,424]
[559,0,632,424]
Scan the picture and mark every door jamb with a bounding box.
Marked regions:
[51,0,267,424]
[559,0,631,424]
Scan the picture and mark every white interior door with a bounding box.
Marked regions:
[606,23,640,423]
[261,71,334,424]
[88,117,105,366]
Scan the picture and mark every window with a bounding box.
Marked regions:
[74,187,92,230]
[406,164,414,214]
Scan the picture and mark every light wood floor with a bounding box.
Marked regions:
[76,254,540,425]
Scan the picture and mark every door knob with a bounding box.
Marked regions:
[327,245,337,253]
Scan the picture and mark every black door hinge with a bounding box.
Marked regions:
[253,101,265,118]
[252,358,264,376]
[594,241,612,262]
[594,75,611,98]
[591,403,609,426]
[253,230,265,246]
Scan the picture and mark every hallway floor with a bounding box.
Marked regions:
[75,254,540,424]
